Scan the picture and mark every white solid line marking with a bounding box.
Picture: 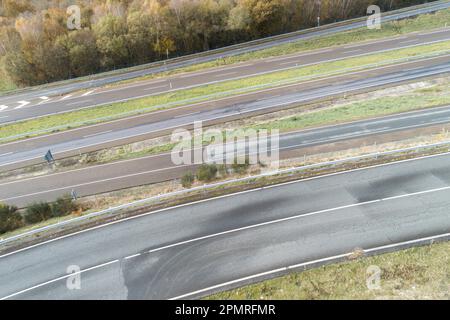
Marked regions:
[81,90,96,96]
[214,71,238,77]
[0,150,449,262]
[343,49,363,54]
[65,99,92,106]
[124,253,141,260]
[0,52,447,169]
[0,105,8,112]
[0,152,13,157]
[141,185,450,256]
[83,130,112,139]
[143,84,168,91]
[0,164,192,202]
[3,192,449,300]
[174,111,200,118]
[59,94,72,101]
[169,232,450,300]
[278,60,299,66]
[0,259,119,300]
[400,39,418,44]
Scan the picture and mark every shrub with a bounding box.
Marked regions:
[0,203,23,234]
[24,202,52,224]
[51,194,78,217]
[181,171,195,188]
[196,163,218,182]
[231,156,250,174]
[217,164,228,176]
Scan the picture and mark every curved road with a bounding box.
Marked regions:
[1,56,450,171]
[0,152,449,299]
[0,28,449,125]
[4,101,450,207]
[0,0,449,111]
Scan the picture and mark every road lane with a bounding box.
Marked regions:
[0,152,449,299]
[3,102,450,206]
[0,28,449,124]
[1,56,449,171]
[1,0,449,110]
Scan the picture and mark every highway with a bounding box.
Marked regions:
[1,55,450,171]
[0,0,449,110]
[3,102,450,207]
[0,28,449,124]
[0,152,449,299]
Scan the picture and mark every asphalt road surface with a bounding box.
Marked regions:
[3,102,450,207]
[0,153,449,299]
[0,0,449,110]
[1,55,450,171]
[0,28,449,125]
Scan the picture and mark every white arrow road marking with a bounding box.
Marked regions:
[0,105,8,112]
[81,90,96,96]
[37,96,50,105]
[14,101,30,109]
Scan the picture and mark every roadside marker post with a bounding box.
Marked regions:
[71,189,78,201]
[44,150,55,164]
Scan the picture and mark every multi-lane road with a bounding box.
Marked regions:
[3,101,450,207]
[0,152,449,299]
[1,54,450,171]
[1,0,449,110]
[0,28,449,125]
[1,2,450,301]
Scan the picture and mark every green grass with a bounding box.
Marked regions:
[207,241,450,300]
[112,8,450,85]
[252,88,450,132]
[75,80,450,166]
[0,71,17,94]
[1,40,449,142]
[1,7,449,97]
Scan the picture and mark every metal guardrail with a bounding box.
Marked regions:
[1,0,449,98]
[2,138,450,246]
[2,47,450,143]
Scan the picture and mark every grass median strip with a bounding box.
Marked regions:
[1,41,450,143]
[111,8,450,86]
[87,79,450,165]
[206,240,450,299]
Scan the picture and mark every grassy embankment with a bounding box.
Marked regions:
[89,79,450,164]
[1,7,449,95]
[207,241,450,300]
[1,40,450,142]
[112,7,450,85]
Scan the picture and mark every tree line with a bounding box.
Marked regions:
[0,0,434,87]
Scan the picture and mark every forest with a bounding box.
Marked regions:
[0,0,436,87]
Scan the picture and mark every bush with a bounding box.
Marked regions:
[231,156,250,174]
[51,194,78,217]
[196,164,218,182]
[24,202,52,224]
[0,203,23,234]
[181,171,195,188]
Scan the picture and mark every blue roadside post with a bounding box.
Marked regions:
[71,189,78,201]
[44,150,55,164]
